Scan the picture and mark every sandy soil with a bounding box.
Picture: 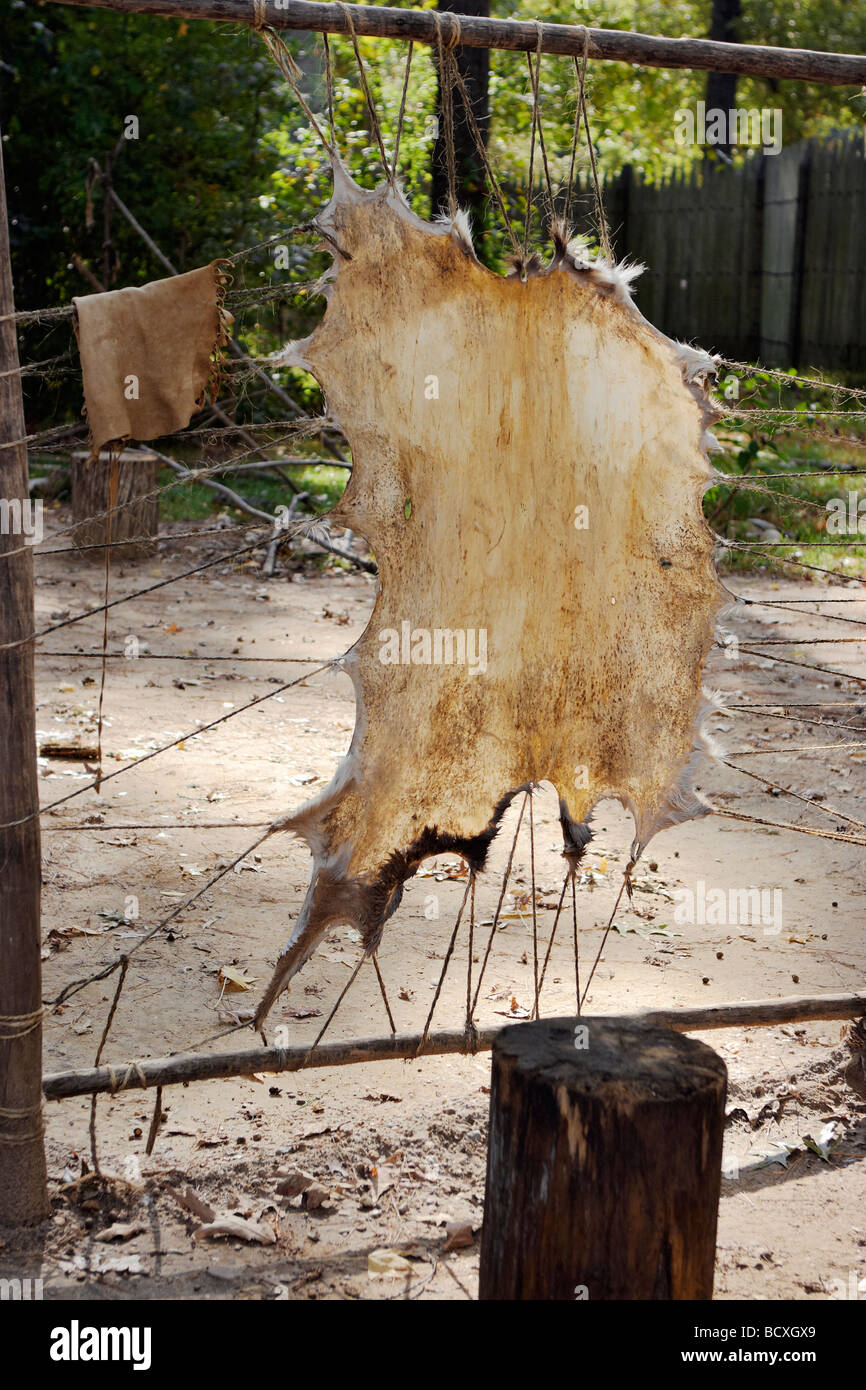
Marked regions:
[3,510,865,1301]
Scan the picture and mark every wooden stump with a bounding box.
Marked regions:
[478,1016,727,1301]
[70,450,159,559]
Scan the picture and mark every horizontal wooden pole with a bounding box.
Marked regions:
[644,992,866,1033]
[42,992,866,1100]
[42,1026,500,1099]
[42,0,866,86]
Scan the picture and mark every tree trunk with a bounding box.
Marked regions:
[431,0,490,253]
[705,0,743,158]
[479,1017,727,1300]
[71,450,159,560]
[0,122,49,1227]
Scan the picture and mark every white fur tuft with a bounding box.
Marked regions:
[432,206,475,256]
[564,235,645,304]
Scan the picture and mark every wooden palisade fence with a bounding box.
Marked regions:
[573,131,866,371]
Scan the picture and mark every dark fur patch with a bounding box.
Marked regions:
[356,787,526,952]
[559,805,594,866]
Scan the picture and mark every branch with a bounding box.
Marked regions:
[43,0,866,86]
[147,446,375,573]
[41,992,866,1099]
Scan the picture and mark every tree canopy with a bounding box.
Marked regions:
[1,0,862,416]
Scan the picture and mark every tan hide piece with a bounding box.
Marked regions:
[255,162,725,1025]
[73,261,232,458]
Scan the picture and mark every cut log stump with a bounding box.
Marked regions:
[478,1016,727,1301]
[71,450,159,559]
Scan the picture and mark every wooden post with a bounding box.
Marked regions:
[478,1017,727,1300]
[431,0,491,234]
[788,141,813,371]
[0,122,49,1226]
[704,0,743,160]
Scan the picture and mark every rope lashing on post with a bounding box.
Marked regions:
[0,1007,45,1040]
[432,11,460,216]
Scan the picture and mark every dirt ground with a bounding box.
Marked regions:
[4,509,866,1301]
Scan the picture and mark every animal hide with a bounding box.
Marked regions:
[255,160,724,1025]
[74,261,233,459]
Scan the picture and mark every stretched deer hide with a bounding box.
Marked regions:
[74,261,233,459]
[255,159,724,1025]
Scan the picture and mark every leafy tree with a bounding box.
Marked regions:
[1,0,862,420]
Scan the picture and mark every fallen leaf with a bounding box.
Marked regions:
[303,1184,331,1210]
[368,1248,413,1278]
[39,742,100,761]
[752,1141,799,1170]
[216,1006,255,1025]
[275,1170,315,1198]
[219,965,257,992]
[495,997,530,1020]
[803,1122,839,1163]
[98,908,133,927]
[166,1186,217,1223]
[194,1216,276,1245]
[442,1221,474,1252]
[98,1254,144,1275]
[95,1221,145,1243]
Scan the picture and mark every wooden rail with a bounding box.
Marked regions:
[43,0,866,86]
[42,992,866,1099]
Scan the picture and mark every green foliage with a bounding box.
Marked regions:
[154,460,348,522]
[706,366,866,579]
[738,0,866,141]
[1,0,296,424]
[2,0,863,471]
[1,3,286,297]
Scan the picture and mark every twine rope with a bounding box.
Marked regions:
[573,36,613,263]
[105,1062,149,1093]
[0,1008,44,1040]
[337,2,394,183]
[0,1085,44,1149]
[322,33,337,147]
[391,40,414,179]
[0,1102,43,1120]
[260,28,331,152]
[433,14,459,216]
[446,52,520,255]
